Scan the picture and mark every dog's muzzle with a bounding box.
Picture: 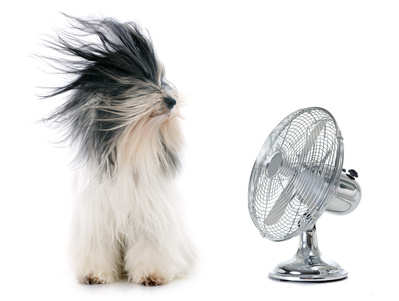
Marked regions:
[164,97,176,110]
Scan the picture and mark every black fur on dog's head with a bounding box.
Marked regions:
[43,15,182,176]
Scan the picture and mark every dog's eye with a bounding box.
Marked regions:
[164,97,176,110]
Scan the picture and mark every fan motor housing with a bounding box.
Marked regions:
[326,172,361,215]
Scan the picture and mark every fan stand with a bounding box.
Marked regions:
[269,224,348,282]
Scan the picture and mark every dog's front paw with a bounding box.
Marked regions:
[78,272,115,285]
[128,269,170,286]
[141,274,165,286]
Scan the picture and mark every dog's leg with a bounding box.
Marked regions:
[124,240,168,286]
[123,183,195,286]
[124,230,195,286]
[69,176,122,285]
[71,234,121,285]
[70,215,122,284]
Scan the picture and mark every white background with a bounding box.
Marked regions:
[1,1,398,300]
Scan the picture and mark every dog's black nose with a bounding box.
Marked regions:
[164,97,176,110]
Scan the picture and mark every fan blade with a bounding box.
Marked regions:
[299,119,327,162]
[264,181,296,225]
[264,120,327,225]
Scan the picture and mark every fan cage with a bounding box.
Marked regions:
[248,107,343,241]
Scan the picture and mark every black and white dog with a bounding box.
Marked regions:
[43,16,195,286]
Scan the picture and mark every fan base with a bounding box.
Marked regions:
[269,259,347,282]
[269,224,348,282]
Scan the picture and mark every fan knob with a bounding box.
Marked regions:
[348,169,358,178]
[345,169,358,180]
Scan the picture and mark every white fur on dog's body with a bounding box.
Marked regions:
[70,113,195,284]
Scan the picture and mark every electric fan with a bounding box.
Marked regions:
[248,107,361,282]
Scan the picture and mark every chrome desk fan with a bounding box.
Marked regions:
[248,107,361,282]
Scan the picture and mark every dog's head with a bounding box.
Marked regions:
[44,16,183,176]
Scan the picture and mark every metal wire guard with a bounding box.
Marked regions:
[248,108,343,241]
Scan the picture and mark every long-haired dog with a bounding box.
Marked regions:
[43,16,195,286]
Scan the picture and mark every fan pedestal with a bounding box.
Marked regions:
[269,225,347,282]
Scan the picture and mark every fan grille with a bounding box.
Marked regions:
[248,108,343,241]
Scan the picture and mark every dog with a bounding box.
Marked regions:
[42,15,195,286]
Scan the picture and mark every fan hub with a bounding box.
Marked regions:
[266,151,283,178]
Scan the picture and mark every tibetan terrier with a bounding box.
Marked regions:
[42,15,195,286]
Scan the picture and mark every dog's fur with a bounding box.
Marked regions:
[43,16,195,285]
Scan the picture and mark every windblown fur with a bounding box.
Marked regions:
[43,16,195,285]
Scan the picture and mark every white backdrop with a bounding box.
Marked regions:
[1,1,398,299]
